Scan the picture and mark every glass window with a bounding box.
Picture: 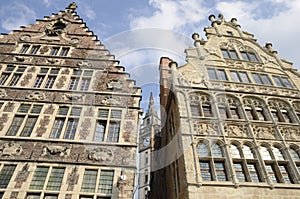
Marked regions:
[247,163,260,182]
[0,165,16,188]
[6,65,15,71]
[34,75,45,88]
[221,49,230,59]
[81,169,97,192]
[60,48,69,56]
[20,45,30,54]
[207,69,217,80]
[29,166,49,190]
[63,119,78,139]
[107,122,120,142]
[260,146,272,160]
[230,71,240,82]
[50,69,60,74]
[46,168,65,191]
[70,107,82,116]
[44,76,56,88]
[260,74,272,85]
[17,67,26,72]
[83,71,93,77]
[197,143,209,157]
[50,47,59,56]
[20,116,38,137]
[234,163,246,182]
[230,145,240,158]
[265,164,278,183]
[290,148,300,161]
[8,74,21,86]
[202,104,213,117]
[211,144,222,158]
[6,116,25,136]
[249,52,259,62]
[239,72,250,83]
[279,165,292,183]
[230,107,241,119]
[50,119,65,138]
[29,46,40,54]
[200,161,212,181]
[68,78,79,90]
[80,78,91,91]
[98,170,114,194]
[58,107,69,115]
[273,147,284,160]
[26,194,40,199]
[252,73,262,84]
[0,73,10,85]
[40,68,49,74]
[18,104,31,113]
[229,50,238,59]
[215,162,227,181]
[218,69,227,80]
[31,105,42,114]
[190,104,201,117]
[241,52,250,61]
[94,121,106,142]
[98,109,109,118]
[242,145,254,159]
[218,106,228,119]
[111,110,122,119]
[281,77,292,88]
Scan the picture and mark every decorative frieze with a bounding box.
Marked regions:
[0,142,23,157]
[280,127,300,140]
[193,121,220,136]
[252,125,276,139]
[224,123,248,137]
[79,118,91,139]
[42,145,71,157]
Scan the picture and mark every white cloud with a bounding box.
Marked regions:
[80,5,96,20]
[0,2,36,31]
[43,0,51,7]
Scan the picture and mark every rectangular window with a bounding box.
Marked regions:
[265,164,278,183]
[208,68,217,80]
[200,161,212,181]
[215,162,227,181]
[46,168,65,191]
[256,109,267,121]
[239,72,250,83]
[20,116,38,137]
[279,165,292,183]
[0,165,16,188]
[252,73,262,84]
[234,163,246,182]
[44,76,56,88]
[50,47,59,56]
[247,164,260,182]
[18,104,31,113]
[70,107,82,116]
[17,67,26,72]
[208,69,227,81]
[218,106,228,119]
[281,77,293,88]
[202,104,213,117]
[29,166,49,190]
[248,52,259,62]
[260,74,272,85]
[44,195,58,199]
[8,74,21,86]
[29,46,40,55]
[63,119,78,139]
[60,47,69,56]
[50,69,60,74]
[107,122,120,142]
[98,109,109,118]
[230,107,240,119]
[98,170,114,194]
[31,105,43,114]
[81,169,97,192]
[33,75,45,88]
[245,108,254,120]
[230,71,240,82]
[58,107,69,115]
[0,73,10,85]
[229,50,238,59]
[241,52,250,61]
[6,116,25,136]
[50,119,65,138]
[40,68,49,74]
[20,45,30,54]
[26,194,41,199]
[83,71,93,77]
[221,49,230,59]
[68,78,79,90]
[80,78,91,91]
[218,69,227,80]
[6,65,15,71]
[94,121,106,142]
[111,110,122,119]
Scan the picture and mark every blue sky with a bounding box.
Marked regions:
[0,0,299,112]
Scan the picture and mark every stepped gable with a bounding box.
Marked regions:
[0,2,140,94]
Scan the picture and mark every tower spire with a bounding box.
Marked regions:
[145,92,157,117]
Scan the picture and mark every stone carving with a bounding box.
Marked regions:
[88,147,114,162]
[67,167,79,191]
[61,68,70,75]
[46,58,61,64]
[77,60,92,67]
[14,163,29,188]
[20,74,32,86]
[14,56,25,62]
[107,80,123,90]
[0,142,22,157]
[70,38,79,45]
[101,96,122,106]
[27,67,36,73]
[39,46,49,54]
[114,147,131,165]
[44,105,55,114]
[0,114,8,131]
[79,118,91,139]
[179,72,209,87]
[280,127,300,140]
[56,76,67,89]
[36,116,50,137]
[252,126,275,139]
[26,91,45,100]
[9,192,18,199]
[0,89,7,98]
[19,35,31,42]
[193,122,220,135]
[123,121,134,142]
[64,93,84,101]
[3,103,15,112]
[224,124,247,137]
[84,106,94,117]
[45,18,68,36]
[42,145,71,157]
[125,110,135,120]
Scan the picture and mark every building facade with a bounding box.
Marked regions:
[138,93,160,199]
[0,3,141,199]
[152,14,300,198]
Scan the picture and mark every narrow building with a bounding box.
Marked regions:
[152,14,300,198]
[0,3,141,199]
[138,93,160,199]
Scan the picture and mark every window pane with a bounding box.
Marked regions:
[229,50,238,59]
[83,71,93,77]
[290,148,300,161]
[9,74,21,86]
[252,73,262,84]
[80,78,91,91]
[68,78,79,90]
[70,107,82,116]
[256,109,267,121]
[247,163,260,182]
[217,69,227,80]
[17,67,26,72]
[281,111,292,123]
[202,104,213,117]
[200,161,212,181]
[64,119,78,139]
[260,147,272,160]
[245,108,254,120]
[111,110,122,119]
[230,145,240,158]
[265,165,278,183]
[234,163,246,182]
[215,162,227,181]
[221,49,230,58]
[34,75,45,88]
[242,145,254,159]
[273,76,283,87]
[40,68,49,74]
[98,109,109,118]
[260,74,272,85]
[218,106,228,119]
[207,69,217,80]
[81,170,97,192]
[6,116,25,136]
[281,77,292,88]
[46,168,65,191]
[0,73,10,85]
[50,69,59,74]
[190,104,201,117]
[107,122,120,142]
[211,144,222,157]
[20,45,30,54]
[20,116,38,137]
[248,52,259,62]
[230,107,241,119]
[230,71,240,82]
[94,121,106,142]
[239,72,250,83]
[26,194,40,199]
[50,119,65,138]
[197,143,209,157]
[29,46,40,54]
[29,167,49,190]
[58,107,69,115]
[18,104,31,113]
[60,48,69,56]
[273,147,284,160]
[0,165,16,188]
[279,165,292,183]
[31,105,43,114]
[45,76,56,88]
[241,52,250,61]
[51,47,59,56]
[73,70,82,76]
[98,170,114,194]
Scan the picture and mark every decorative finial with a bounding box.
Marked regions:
[209,14,216,22]
[192,33,200,41]
[67,2,77,10]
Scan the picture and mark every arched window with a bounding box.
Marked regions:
[230,144,240,158]
[242,97,269,121]
[189,93,214,118]
[197,141,227,181]
[268,99,296,123]
[272,147,285,160]
[216,95,243,120]
[242,145,254,159]
[290,148,300,161]
[260,146,272,160]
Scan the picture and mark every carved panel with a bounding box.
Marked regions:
[224,123,248,137]
[252,125,276,139]
[42,145,71,157]
[123,121,134,142]
[0,89,7,98]
[280,127,300,140]
[39,46,49,54]
[193,122,220,135]
[125,110,135,120]
[44,105,55,114]
[14,163,29,188]
[67,167,79,191]
[0,114,9,131]
[9,192,18,199]
[61,68,70,75]
[79,118,91,140]
[0,142,23,157]
[88,147,114,163]
[56,76,67,89]
[26,91,45,100]
[36,116,51,137]
[3,103,15,112]
[20,74,33,87]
